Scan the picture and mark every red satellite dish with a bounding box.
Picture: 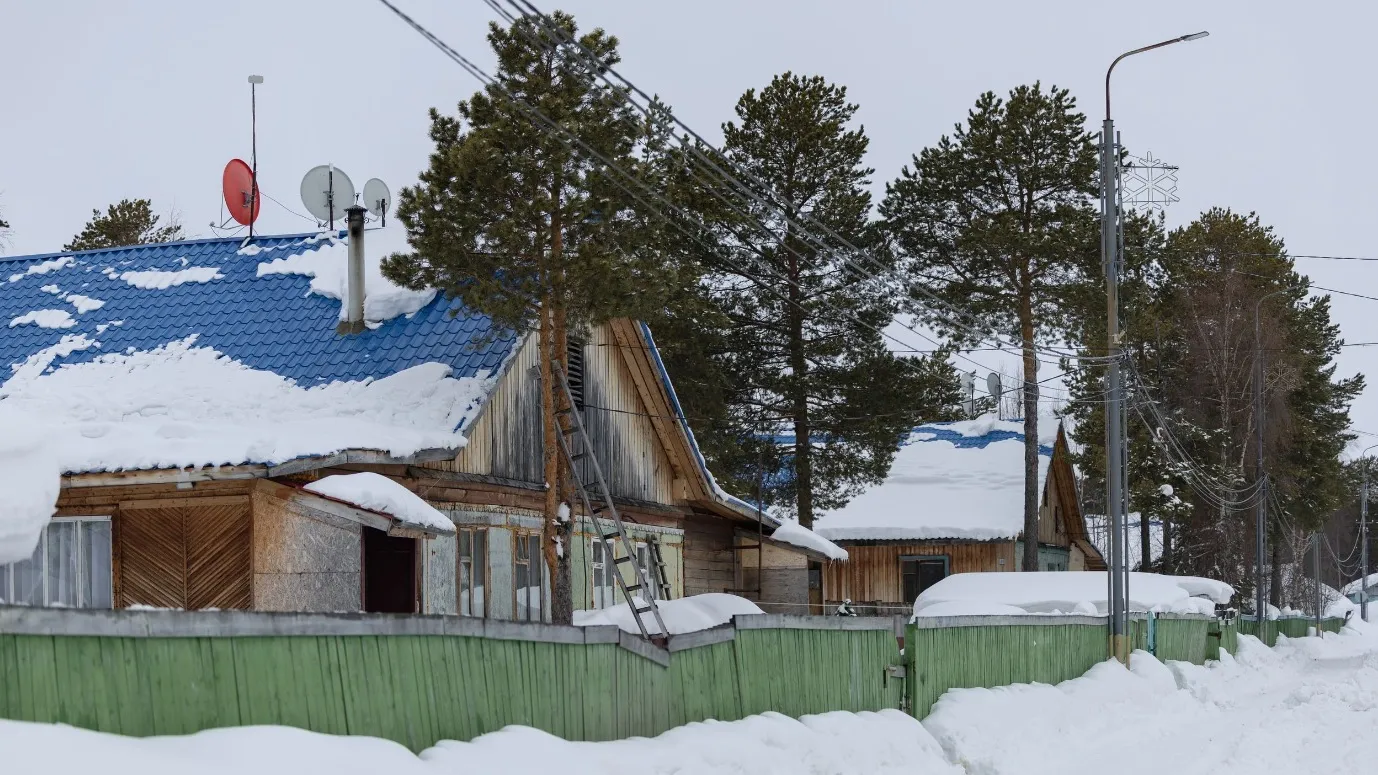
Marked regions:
[222,158,261,226]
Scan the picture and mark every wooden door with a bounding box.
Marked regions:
[118,502,251,610]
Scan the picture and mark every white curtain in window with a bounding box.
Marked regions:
[81,521,113,609]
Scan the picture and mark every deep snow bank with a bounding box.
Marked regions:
[1,709,960,775]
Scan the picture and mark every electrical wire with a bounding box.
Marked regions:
[491,0,1117,367]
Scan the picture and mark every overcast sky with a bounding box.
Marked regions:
[4,0,1378,449]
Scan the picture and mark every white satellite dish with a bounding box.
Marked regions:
[299,164,356,225]
[986,373,1003,403]
[363,178,391,221]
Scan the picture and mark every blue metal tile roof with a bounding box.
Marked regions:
[0,233,518,419]
[912,424,1055,457]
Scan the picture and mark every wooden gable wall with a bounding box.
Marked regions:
[420,323,681,508]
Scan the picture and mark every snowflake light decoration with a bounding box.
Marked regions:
[1121,151,1179,214]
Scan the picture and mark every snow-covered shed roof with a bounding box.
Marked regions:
[0,232,517,476]
[812,416,1058,543]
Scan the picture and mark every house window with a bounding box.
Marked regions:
[900,555,949,605]
[636,542,660,600]
[591,538,617,609]
[514,532,545,622]
[0,517,112,608]
[458,528,487,618]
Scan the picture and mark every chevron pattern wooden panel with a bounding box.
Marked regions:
[119,507,187,609]
[187,504,252,610]
[118,503,251,610]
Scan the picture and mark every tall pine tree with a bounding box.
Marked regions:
[383,12,684,624]
[881,83,1099,571]
[64,198,183,252]
[664,73,960,527]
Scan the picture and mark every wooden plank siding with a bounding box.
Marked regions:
[823,542,1014,606]
[421,324,679,506]
[682,515,736,596]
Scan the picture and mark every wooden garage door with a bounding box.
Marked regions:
[119,502,251,610]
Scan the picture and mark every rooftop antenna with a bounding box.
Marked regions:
[300,164,355,230]
[247,75,264,239]
[363,178,391,227]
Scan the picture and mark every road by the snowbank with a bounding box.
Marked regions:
[925,627,1378,775]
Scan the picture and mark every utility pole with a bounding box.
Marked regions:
[1360,445,1376,622]
[1254,289,1285,624]
[1102,30,1209,663]
[1313,533,1322,631]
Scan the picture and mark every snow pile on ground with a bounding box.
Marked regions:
[0,409,60,564]
[770,519,848,560]
[305,472,454,533]
[257,238,437,325]
[574,593,765,636]
[913,571,1233,617]
[114,266,224,289]
[814,415,1056,542]
[924,629,1378,775]
[0,336,494,473]
[0,709,958,775]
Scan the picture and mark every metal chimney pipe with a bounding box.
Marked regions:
[340,205,367,334]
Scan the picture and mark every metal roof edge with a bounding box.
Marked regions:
[0,230,340,265]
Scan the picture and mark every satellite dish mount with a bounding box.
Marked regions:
[300,164,356,230]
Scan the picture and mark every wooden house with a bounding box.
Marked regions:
[812,418,1105,615]
[0,232,842,618]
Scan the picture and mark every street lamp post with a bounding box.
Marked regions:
[1253,289,1285,626]
[1103,30,1209,662]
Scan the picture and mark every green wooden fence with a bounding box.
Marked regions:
[1238,616,1346,646]
[0,607,903,751]
[905,612,1351,719]
[905,615,1109,719]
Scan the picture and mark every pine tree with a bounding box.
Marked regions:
[1067,208,1362,602]
[663,73,961,528]
[383,12,684,624]
[64,199,183,252]
[881,83,1099,570]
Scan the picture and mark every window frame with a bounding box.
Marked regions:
[513,531,546,622]
[457,526,488,618]
[0,516,112,608]
[590,537,616,609]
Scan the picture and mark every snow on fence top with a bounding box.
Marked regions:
[912,571,1234,618]
[0,231,521,564]
[813,415,1057,542]
[574,593,766,635]
[304,472,455,533]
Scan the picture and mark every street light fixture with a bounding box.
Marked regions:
[1102,30,1209,662]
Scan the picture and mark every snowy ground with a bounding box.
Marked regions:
[6,623,1378,774]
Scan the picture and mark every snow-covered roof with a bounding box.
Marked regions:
[912,571,1234,618]
[0,232,519,563]
[770,519,848,561]
[303,472,455,535]
[1342,572,1378,596]
[813,415,1058,543]
[0,232,516,477]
